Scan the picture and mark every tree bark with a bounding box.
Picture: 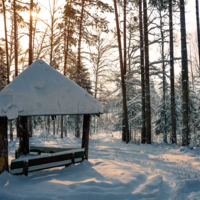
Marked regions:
[64,115,67,137]
[143,0,151,144]
[61,115,63,138]
[124,0,126,77]
[51,115,56,136]
[159,10,167,143]
[28,0,33,138]
[2,0,10,85]
[57,116,60,135]
[10,121,13,140]
[19,116,29,155]
[64,0,71,76]
[63,1,71,138]
[113,0,129,143]
[75,115,80,138]
[82,114,90,160]
[29,0,33,66]
[15,0,20,137]
[75,0,85,138]
[180,0,190,146]
[77,0,85,85]
[139,0,146,144]
[46,116,50,134]
[14,0,18,77]
[0,117,8,174]
[169,0,177,144]
[196,0,200,67]
[123,0,129,143]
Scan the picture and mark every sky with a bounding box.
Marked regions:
[0,0,198,72]
[0,0,198,36]
[185,0,198,34]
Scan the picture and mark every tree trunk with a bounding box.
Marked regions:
[0,117,8,174]
[10,121,13,140]
[62,1,71,138]
[32,17,38,60]
[169,0,176,144]
[124,0,126,78]
[123,0,129,143]
[29,0,33,66]
[27,116,32,137]
[82,114,90,160]
[47,116,50,134]
[159,10,167,143]
[189,45,196,139]
[19,116,29,155]
[180,0,190,146]
[28,0,34,138]
[64,115,67,137]
[113,0,129,143]
[53,120,55,136]
[75,115,80,138]
[143,0,151,144]
[14,0,18,77]
[57,116,59,135]
[139,0,146,144]
[61,115,63,138]
[2,0,10,85]
[16,117,20,137]
[75,0,85,138]
[64,0,71,76]
[196,0,200,67]
[77,0,85,85]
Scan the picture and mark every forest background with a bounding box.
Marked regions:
[0,0,199,147]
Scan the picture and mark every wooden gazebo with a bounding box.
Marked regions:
[0,60,103,174]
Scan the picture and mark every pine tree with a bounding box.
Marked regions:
[28,0,34,138]
[14,0,18,77]
[113,0,129,143]
[0,47,7,91]
[2,0,9,85]
[143,0,151,144]
[196,0,200,67]
[138,0,146,144]
[169,0,176,144]
[180,0,189,146]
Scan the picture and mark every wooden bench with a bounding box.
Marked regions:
[10,146,85,176]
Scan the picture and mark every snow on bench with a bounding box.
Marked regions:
[10,147,85,176]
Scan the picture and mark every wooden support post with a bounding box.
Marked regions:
[19,116,29,155]
[23,161,28,176]
[72,153,75,164]
[51,115,56,120]
[82,114,90,160]
[0,117,8,173]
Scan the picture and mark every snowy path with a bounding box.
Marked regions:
[0,131,200,200]
[90,136,200,180]
[90,134,200,199]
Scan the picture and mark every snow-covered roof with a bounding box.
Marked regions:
[0,60,103,120]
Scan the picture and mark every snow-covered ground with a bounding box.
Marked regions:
[1,130,200,200]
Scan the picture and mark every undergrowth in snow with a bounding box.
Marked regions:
[39,132,57,139]
[0,130,200,200]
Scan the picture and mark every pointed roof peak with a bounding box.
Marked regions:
[0,60,103,119]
